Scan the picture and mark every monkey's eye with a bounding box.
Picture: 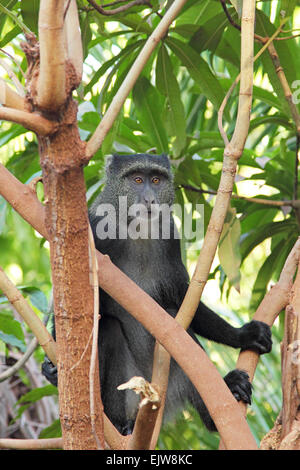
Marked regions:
[152,176,160,184]
[134,176,143,184]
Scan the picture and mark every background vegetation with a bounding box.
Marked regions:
[0,0,299,449]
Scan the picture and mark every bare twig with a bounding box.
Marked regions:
[267,40,300,133]
[88,225,104,450]
[0,267,56,365]
[0,58,25,97]
[218,23,286,145]
[63,0,83,85]
[0,337,38,382]
[0,48,26,82]
[0,79,27,110]
[0,438,63,449]
[120,377,160,450]
[86,0,151,16]
[220,0,297,42]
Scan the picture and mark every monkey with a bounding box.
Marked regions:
[42,153,272,435]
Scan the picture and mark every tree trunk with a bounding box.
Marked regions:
[38,99,104,449]
[261,267,300,450]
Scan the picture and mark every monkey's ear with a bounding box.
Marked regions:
[105,155,114,174]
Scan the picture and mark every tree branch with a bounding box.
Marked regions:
[176,0,256,330]
[119,377,160,450]
[179,184,300,208]
[0,336,38,382]
[0,163,48,238]
[0,267,56,365]
[88,225,105,449]
[149,343,171,449]
[37,0,66,111]
[0,438,63,450]
[0,107,57,135]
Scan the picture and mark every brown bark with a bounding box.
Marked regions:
[278,266,300,449]
[36,97,104,449]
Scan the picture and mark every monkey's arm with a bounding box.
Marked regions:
[190,302,272,354]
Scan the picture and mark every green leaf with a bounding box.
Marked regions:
[39,420,62,439]
[80,12,93,60]
[218,207,241,292]
[189,12,228,55]
[166,38,228,119]
[0,124,29,148]
[15,286,48,313]
[0,316,25,351]
[240,219,298,261]
[281,0,297,18]
[249,114,294,133]
[250,240,284,310]
[0,3,31,34]
[15,385,58,421]
[17,385,58,405]
[156,45,186,157]
[252,85,283,111]
[132,77,169,154]
[84,40,145,96]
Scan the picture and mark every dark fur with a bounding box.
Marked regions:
[42,153,272,434]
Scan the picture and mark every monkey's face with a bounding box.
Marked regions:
[128,171,163,207]
[123,170,173,222]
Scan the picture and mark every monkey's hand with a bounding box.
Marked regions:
[224,369,252,405]
[239,320,272,354]
[42,356,58,387]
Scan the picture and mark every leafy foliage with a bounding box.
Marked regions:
[0,0,299,449]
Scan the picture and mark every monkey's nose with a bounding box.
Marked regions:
[144,193,155,208]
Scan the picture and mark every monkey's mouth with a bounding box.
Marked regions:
[141,205,159,220]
